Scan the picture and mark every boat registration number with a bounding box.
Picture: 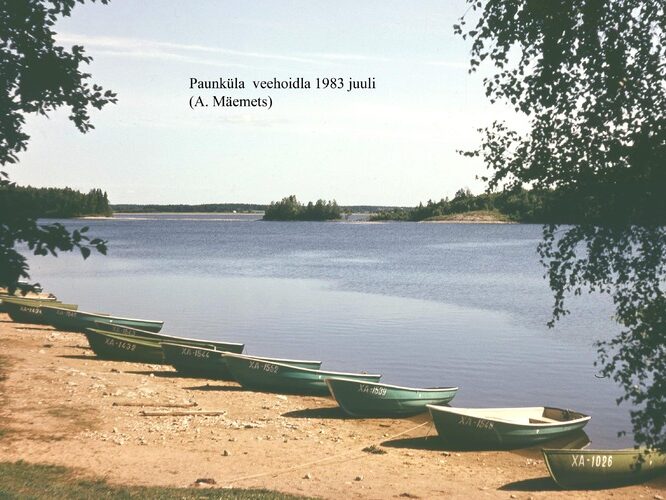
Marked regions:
[358,384,387,397]
[249,360,279,374]
[108,325,135,336]
[56,309,76,318]
[180,347,209,358]
[458,416,494,430]
[104,337,136,351]
[571,454,613,468]
[19,306,42,315]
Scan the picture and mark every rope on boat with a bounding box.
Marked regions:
[224,420,430,485]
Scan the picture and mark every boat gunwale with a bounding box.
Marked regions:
[46,306,164,325]
[155,339,245,349]
[88,330,244,350]
[325,376,457,393]
[162,343,321,364]
[91,321,162,335]
[541,448,657,456]
[85,329,163,348]
[426,405,591,427]
[222,352,380,378]
[1,296,59,303]
[2,298,77,309]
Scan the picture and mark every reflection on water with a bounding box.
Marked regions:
[27,215,630,447]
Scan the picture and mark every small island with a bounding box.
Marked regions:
[263,195,341,221]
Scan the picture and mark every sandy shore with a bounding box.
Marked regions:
[418,220,514,224]
[1,315,663,499]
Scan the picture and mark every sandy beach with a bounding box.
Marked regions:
[1,315,663,499]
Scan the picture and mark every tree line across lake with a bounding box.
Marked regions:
[3,186,630,224]
[1,185,111,218]
[368,187,647,224]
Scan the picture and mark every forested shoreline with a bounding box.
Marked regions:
[4,185,638,225]
[369,187,608,223]
[112,203,265,213]
[1,185,112,218]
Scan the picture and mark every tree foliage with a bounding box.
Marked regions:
[1,185,112,217]
[0,0,116,292]
[263,195,341,221]
[370,186,553,222]
[112,203,266,214]
[458,0,665,449]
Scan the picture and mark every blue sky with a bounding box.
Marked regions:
[12,1,516,205]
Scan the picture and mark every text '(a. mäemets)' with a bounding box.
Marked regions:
[189,95,272,109]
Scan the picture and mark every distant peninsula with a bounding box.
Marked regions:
[369,187,579,223]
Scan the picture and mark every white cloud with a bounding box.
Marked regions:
[57,33,466,69]
[94,49,252,69]
[58,33,334,66]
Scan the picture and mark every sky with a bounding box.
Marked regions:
[11,1,518,206]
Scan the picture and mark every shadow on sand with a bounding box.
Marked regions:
[382,430,591,454]
[282,406,348,420]
[381,435,451,451]
[499,477,559,492]
[123,369,183,378]
[181,384,245,392]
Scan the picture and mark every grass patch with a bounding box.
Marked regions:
[46,405,100,433]
[0,461,312,499]
[0,352,10,440]
[362,445,387,455]
[0,353,9,383]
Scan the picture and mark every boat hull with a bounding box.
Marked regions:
[326,377,458,417]
[89,326,244,352]
[0,294,56,313]
[161,342,322,381]
[83,330,165,364]
[161,342,234,379]
[223,354,381,395]
[427,406,591,449]
[543,449,666,488]
[3,299,77,325]
[44,307,163,333]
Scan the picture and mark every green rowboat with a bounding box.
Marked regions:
[83,330,166,364]
[223,353,381,395]
[85,329,246,365]
[161,342,322,380]
[3,298,77,325]
[326,377,458,417]
[427,405,591,448]
[0,293,56,312]
[91,322,170,338]
[90,323,244,351]
[543,448,666,488]
[43,306,164,333]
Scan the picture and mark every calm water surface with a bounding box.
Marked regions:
[29,214,631,446]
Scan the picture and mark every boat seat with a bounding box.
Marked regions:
[529,417,559,424]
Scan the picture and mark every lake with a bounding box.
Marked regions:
[28,214,631,447]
